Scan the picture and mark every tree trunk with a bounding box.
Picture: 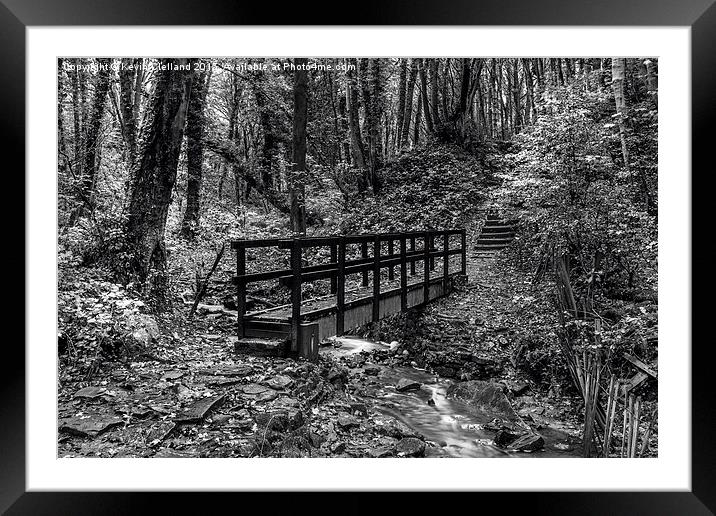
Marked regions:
[611,58,629,166]
[118,58,138,169]
[345,58,367,187]
[400,59,418,148]
[612,57,652,211]
[418,59,434,134]
[511,59,522,132]
[359,59,382,191]
[71,61,84,180]
[289,58,308,235]
[413,96,422,145]
[644,59,658,102]
[395,59,407,151]
[429,59,441,129]
[124,58,193,293]
[71,58,111,223]
[337,93,351,165]
[457,58,471,117]
[181,62,211,240]
[251,71,276,191]
[522,58,535,124]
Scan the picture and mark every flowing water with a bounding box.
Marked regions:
[324,336,579,458]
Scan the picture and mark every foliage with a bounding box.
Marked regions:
[337,144,488,234]
[498,85,657,303]
[496,83,658,376]
[58,263,150,372]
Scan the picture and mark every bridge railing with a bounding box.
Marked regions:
[231,228,467,354]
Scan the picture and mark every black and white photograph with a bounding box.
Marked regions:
[55,56,659,460]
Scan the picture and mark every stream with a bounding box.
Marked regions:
[324,336,580,458]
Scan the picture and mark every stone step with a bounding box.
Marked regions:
[477,232,515,239]
[481,225,516,233]
[475,242,512,248]
[476,235,513,242]
[234,337,288,357]
[475,242,511,248]
[473,245,507,251]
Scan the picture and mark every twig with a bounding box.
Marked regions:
[190,243,226,317]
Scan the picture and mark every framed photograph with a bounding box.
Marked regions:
[8,0,713,513]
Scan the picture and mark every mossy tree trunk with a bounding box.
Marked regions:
[123,58,193,298]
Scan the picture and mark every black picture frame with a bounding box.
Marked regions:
[5,1,713,513]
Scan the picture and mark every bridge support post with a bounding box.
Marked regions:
[336,236,346,336]
[373,235,381,322]
[400,236,407,311]
[290,239,302,354]
[423,231,430,305]
[236,243,246,339]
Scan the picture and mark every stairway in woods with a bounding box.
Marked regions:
[472,213,518,257]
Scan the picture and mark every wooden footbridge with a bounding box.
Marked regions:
[231,229,467,360]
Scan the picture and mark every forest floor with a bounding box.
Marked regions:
[57,231,590,459]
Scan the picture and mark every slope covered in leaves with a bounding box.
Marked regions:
[337,144,492,235]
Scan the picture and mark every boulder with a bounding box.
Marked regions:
[337,414,359,430]
[126,313,160,351]
[369,446,394,458]
[396,438,426,457]
[363,364,381,376]
[510,433,544,452]
[308,432,325,448]
[330,441,346,454]
[374,417,422,440]
[395,378,421,392]
[327,367,348,389]
[507,381,530,396]
[447,380,519,422]
[266,375,294,390]
[493,429,520,448]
